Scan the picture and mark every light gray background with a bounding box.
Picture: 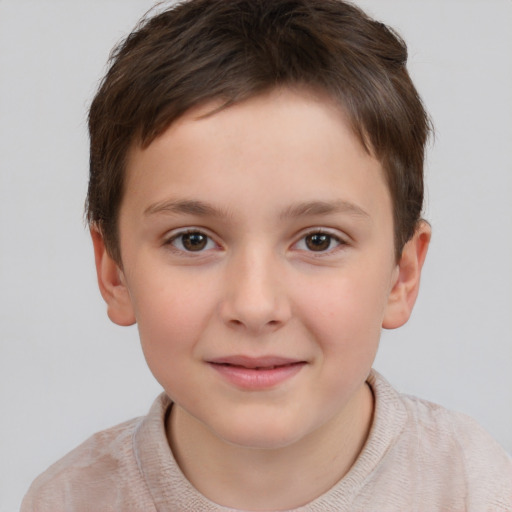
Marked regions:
[1,1,511,510]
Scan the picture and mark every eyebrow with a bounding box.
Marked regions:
[144,199,232,218]
[279,200,370,220]
[144,198,369,220]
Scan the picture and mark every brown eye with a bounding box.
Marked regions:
[305,233,332,251]
[182,232,207,251]
[170,231,215,252]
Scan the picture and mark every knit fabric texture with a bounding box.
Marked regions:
[21,371,512,511]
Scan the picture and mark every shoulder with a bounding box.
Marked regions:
[393,382,512,508]
[400,390,510,462]
[21,408,159,512]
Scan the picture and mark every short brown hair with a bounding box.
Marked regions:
[87,0,431,263]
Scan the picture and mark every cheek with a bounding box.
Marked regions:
[294,268,390,352]
[130,275,217,371]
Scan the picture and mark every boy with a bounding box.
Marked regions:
[22,0,512,510]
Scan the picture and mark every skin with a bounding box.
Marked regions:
[92,87,430,510]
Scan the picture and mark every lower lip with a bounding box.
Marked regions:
[209,362,306,390]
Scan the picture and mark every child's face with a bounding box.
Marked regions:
[108,88,403,449]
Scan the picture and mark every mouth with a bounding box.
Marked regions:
[207,356,307,390]
[208,355,306,369]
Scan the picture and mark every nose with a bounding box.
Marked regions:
[219,246,292,334]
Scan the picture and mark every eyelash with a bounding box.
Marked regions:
[164,229,220,254]
[294,229,347,256]
[163,228,347,255]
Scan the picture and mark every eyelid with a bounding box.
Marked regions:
[161,226,349,255]
[163,227,222,253]
[292,227,349,255]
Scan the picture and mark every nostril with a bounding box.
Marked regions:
[227,318,281,331]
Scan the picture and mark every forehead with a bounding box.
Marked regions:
[121,88,391,225]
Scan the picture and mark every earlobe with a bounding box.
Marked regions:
[382,221,431,329]
[90,228,136,327]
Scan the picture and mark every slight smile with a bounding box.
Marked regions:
[207,356,308,390]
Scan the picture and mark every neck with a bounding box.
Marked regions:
[167,383,374,511]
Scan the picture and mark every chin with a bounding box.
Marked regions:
[213,417,311,451]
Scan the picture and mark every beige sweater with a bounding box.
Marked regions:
[22,371,512,511]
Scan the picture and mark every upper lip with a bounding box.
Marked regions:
[207,355,306,369]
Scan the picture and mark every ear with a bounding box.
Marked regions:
[90,228,136,326]
[382,221,431,329]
